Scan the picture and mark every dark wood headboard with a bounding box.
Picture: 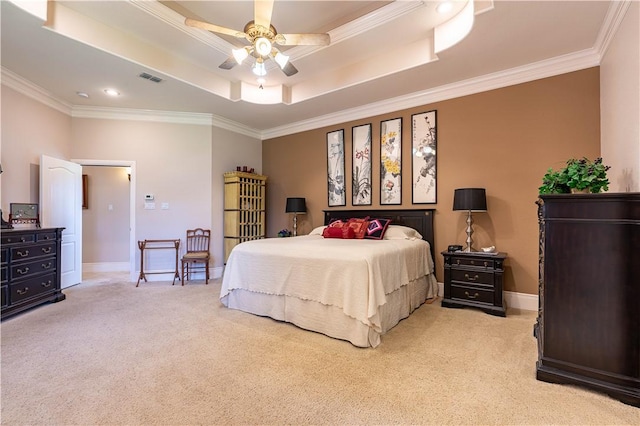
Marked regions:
[323,209,436,261]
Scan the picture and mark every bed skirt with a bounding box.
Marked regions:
[220,274,438,348]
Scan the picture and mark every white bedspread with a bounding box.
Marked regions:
[220,235,435,333]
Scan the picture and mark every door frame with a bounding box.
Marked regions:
[71,159,137,282]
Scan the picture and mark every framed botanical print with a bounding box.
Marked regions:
[380,117,402,205]
[411,110,437,204]
[352,123,372,206]
[326,129,346,207]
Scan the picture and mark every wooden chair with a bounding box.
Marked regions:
[180,228,211,285]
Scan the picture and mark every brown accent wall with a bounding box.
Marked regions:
[263,68,601,296]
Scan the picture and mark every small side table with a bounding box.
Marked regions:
[136,239,181,286]
[441,251,507,317]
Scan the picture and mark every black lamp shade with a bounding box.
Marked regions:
[285,197,307,213]
[453,188,487,212]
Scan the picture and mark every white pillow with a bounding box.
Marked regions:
[383,225,423,240]
[309,226,327,236]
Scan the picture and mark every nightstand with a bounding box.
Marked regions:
[441,251,507,317]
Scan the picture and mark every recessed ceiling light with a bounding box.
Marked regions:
[76,91,89,98]
[436,1,453,14]
[104,88,120,97]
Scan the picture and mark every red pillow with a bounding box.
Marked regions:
[347,217,370,239]
[322,225,355,239]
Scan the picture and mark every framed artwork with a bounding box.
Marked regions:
[82,174,88,209]
[326,129,346,207]
[9,203,40,227]
[380,118,402,205]
[352,123,372,206]
[411,110,437,204]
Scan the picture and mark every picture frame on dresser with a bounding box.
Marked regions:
[9,203,40,228]
[411,110,437,204]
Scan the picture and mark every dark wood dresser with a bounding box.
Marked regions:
[535,193,639,407]
[1,227,66,319]
[441,251,507,317]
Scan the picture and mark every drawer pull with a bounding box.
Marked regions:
[41,262,53,269]
[42,247,52,254]
[16,250,30,258]
[465,291,480,299]
[16,267,30,275]
[41,280,52,288]
[464,273,480,281]
[484,261,489,267]
[17,287,29,295]
[456,259,460,265]
[20,237,27,243]
[470,260,475,265]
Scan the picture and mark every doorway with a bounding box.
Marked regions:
[72,159,136,282]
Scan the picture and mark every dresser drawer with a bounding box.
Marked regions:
[1,265,7,283]
[11,257,56,280]
[450,284,494,305]
[1,285,7,308]
[451,269,494,286]
[10,273,57,303]
[451,256,497,269]
[10,242,57,262]
[36,231,59,242]
[1,248,7,264]
[1,233,36,245]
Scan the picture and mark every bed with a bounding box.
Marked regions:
[220,209,438,347]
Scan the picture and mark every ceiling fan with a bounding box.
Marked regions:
[185,0,331,77]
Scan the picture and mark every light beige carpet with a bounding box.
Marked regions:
[1,273,638,425]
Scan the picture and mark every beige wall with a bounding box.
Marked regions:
[70,118,214,271]
[601,1,639,192]
[82,166,130,264]
[263,68,601,296]
[1,86,71,211]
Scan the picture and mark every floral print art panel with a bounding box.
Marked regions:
[380,118,402,205]
[352,124,372,206]
[411,110,437,204]
[327,129,346,207]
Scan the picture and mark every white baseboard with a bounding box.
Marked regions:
[83,262,129,272]
[437,282,538,312]
[84,263,223,281]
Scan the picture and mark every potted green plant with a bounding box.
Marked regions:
[539,157,610,194]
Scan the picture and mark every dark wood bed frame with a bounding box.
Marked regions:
[323,209,436,262]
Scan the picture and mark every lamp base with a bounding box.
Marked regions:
[464,210,476,252]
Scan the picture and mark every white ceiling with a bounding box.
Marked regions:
[1,1,615,138]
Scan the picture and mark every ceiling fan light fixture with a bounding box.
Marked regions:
[255,37,272,57]
[273,51,289,69]
[232,47,249,64]
[252,59,267,76]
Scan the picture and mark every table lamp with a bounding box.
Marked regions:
[285,197,306,236]
[453,188,487,252]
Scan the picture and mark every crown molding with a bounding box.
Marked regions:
[262,48,600,139]
[1,67,72,115]
[593,0,632,59]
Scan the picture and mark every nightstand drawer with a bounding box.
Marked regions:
[452,257,496,269]
[451,269,493,285]
[450,284,494,305]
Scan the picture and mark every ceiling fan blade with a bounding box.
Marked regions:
[185,18,245,38]
[281,61,298,77]
[278,33,330,46]
[254,0,274,29]
[219,56,238,70]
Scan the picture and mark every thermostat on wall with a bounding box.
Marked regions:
[144,194,154,201]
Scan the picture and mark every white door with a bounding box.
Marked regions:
[40,155,82,288]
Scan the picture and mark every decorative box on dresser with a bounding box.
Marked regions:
[441,251,507,317]
[223,171,267,263]
[1,227,65,319]
[535,193,639,407]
